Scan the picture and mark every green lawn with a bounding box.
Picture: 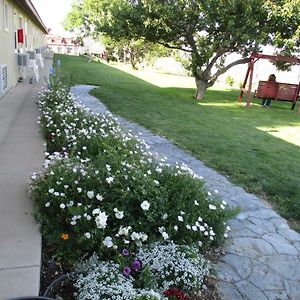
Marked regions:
[56,54,300,231]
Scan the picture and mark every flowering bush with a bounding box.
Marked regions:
[75,242,209,299]
[31,82,236,262]
[137,242,210,293]
[75,254,161,300]
[31,76,238,298]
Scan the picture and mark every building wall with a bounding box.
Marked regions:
[0,0,47,99]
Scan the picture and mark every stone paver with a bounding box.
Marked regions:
[71,85,300,300]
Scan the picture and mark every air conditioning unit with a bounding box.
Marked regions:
[17,53,29,66]
[0,64,8,93]
[27,50,36,59]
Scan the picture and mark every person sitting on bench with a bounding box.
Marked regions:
[261,74,276,108]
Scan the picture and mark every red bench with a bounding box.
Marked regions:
[254,81,300,110]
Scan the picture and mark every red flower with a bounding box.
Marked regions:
[163,288,188,300]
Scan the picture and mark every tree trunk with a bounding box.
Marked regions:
[194,78,208,100]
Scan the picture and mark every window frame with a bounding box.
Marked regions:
[4,1,9,32]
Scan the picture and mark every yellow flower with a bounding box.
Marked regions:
[61,233,69,240]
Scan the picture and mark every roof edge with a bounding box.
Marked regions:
[15,0,48,34]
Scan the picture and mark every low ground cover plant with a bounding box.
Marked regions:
[31,70,235,298]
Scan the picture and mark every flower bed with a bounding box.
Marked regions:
[31,68,236,299]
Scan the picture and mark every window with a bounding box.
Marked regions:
[24,19,28,48]
[0,1,2,30]
[4,1,9,31]
[14,11,17,51]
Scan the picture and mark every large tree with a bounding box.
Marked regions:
[66,0,300,99]
[64,0,170,69]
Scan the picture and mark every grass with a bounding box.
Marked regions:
[56,53,300,231]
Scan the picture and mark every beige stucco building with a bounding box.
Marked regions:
[0,0,48,99]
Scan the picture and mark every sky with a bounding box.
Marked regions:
[31,0,73,36]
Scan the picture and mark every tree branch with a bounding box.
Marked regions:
[208,57,250,86]
[157,41,193,53]
[203,48,229,78]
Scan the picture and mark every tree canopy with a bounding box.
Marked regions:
[65,0,300,99]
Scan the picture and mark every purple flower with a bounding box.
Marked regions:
[122,249,129,256]
[123,266,131,277]
[132,259,142,272]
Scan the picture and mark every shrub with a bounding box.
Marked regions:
[136,242,210,293]
[225,75,234,87]
[74,242,210,299]
[32,82,236,263]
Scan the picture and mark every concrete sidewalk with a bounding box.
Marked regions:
[0,57,51,299]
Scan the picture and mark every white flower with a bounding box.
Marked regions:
[192,226,197,231]
[77,187,82,193]
[178,216,184,222]
[162,231,169,240]
[96,194,103,201]
[87,191,94,199]
[153,180,160,186]
[209,229,215,236]
[106,176,114,184]
[209,204,217,210]
[198,241,203,247]
[207,191,212,196]
[174,225,178,231]
[155,167,162,173]
[113,208,124,219]
[141,233,148,241]
[82,146,87,150]
[194,200,199,206]
[215,189,219,193]
[92,208,100,215]
[60,203,66,209]
[141,201,150,211]
[226,225,231,231]
[48,188,54,194]
[106,164,111,171]
[131,232,140,240]
[118,226,131,236]
[84,232,91,239]
[220,204,225,209]
[45,202,50,207]
[222,200,227,205]
[199,226,205,232]
[103,236,113,248]
[186,225,191,230]
[95,211,108,229]
[224,233,228,238]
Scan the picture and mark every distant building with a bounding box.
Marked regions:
[0,0,48,99]
[47,32,80,55]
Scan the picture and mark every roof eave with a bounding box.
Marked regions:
[14,0,48,34]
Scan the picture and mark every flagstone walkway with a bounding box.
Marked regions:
[71,85,300,300]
